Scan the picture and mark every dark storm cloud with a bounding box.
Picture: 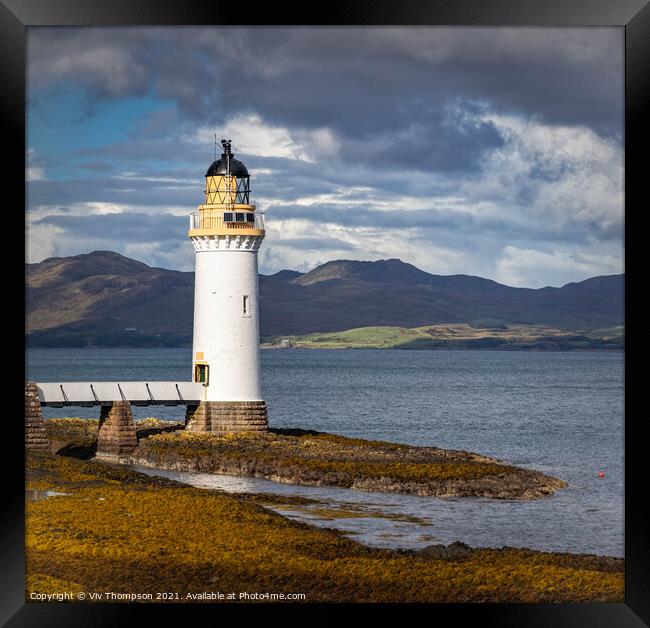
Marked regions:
[28,27,623,144]
[340,108,504,174]
[26,27,624,286]
[267,202,598,245]
[25,147,433,212]
[201,28,622,138]
[270,236,358,252]
[25,162,345,211]
[27,175,197,209]
[36,212,186,243]
[79,160,116,172]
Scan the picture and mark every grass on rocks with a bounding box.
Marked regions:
[44,418,567,499]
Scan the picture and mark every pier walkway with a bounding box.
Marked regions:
[35,382,204,407]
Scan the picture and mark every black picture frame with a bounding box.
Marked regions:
[5,1,648,624]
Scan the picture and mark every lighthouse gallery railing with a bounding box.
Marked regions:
[190,211,265,231]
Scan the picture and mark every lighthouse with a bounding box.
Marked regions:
[185,140,268,433]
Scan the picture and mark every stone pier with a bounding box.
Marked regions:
[185,401,268,433]
[25,382,50,452]
[96,401,138,460]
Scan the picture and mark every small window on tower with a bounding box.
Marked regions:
[224,212,234,222]
[242,295,250,316]
[246,213,255,223]
[235,213,245,222]
[194,363,209,385]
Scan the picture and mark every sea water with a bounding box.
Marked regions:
[26,348,624,556]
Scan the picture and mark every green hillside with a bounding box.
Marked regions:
[264,323,624,351]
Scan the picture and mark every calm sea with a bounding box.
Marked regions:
[26,348,624,557]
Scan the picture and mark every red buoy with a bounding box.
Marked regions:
[598,471,605,478]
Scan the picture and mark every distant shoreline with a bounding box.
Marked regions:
[27,343,624,351]
[27,321,624,352]
[260,343,624,352]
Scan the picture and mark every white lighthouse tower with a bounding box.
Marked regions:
[185,139,268,433]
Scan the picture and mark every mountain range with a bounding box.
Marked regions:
[26,251,624,347]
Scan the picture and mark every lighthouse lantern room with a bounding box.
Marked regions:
[185,139,268,433]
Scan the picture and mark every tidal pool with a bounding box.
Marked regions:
[129,464,621,557]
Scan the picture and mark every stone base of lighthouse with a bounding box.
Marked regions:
[185,401,268,433]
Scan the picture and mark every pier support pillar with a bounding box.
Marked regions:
[25,382,50,452]
[96,401,138,460]
[185,401,268,434]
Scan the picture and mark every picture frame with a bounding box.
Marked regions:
[5,0,647,624]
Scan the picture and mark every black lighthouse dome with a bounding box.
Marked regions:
[204,139,251,205]
[206,139,249,177]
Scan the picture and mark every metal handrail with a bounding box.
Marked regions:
[189,211,265,231]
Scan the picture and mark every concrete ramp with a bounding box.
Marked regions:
[36,382,204,407]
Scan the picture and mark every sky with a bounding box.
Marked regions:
[26,27,624,288]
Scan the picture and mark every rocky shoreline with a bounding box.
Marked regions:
[126,445,566,500]
[46,418,567,500]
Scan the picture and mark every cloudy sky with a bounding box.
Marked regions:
[26,27,624,287]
